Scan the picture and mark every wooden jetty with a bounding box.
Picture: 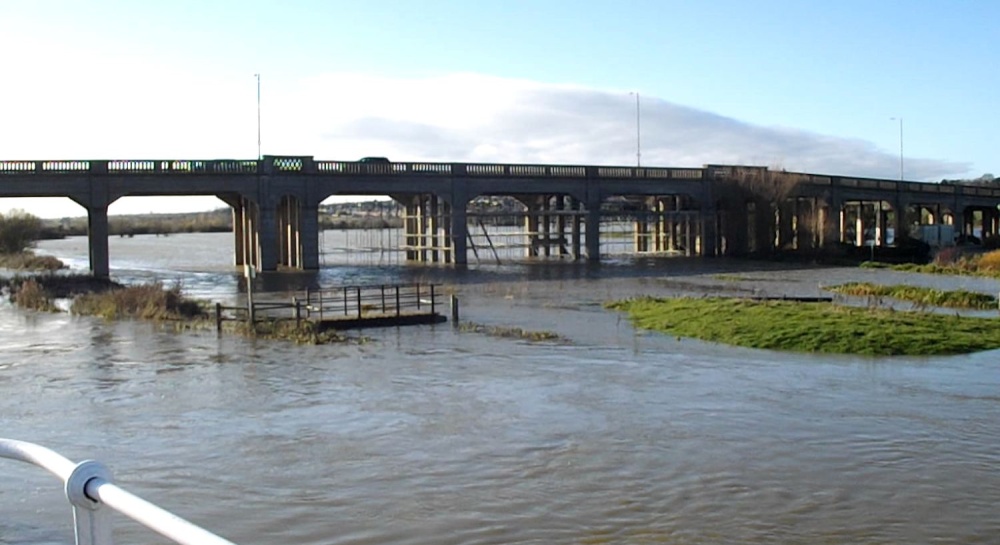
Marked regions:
[215,283,448,331]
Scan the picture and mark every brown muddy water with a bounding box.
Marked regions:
[1,232,999,544]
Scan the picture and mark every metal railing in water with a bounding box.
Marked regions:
[0,438,238,545]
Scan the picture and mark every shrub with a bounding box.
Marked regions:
[976,250,1000,272]
[0,252,66,271]
[933,247,960,266]
[12,278,58,312]
[0,210,42,254]
[71,282,206,320]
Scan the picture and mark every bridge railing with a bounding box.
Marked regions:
[4,158,1000,198]
[0,160,261,175]
[1,438,238,545]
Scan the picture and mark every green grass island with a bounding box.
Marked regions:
[606,296,1000,356]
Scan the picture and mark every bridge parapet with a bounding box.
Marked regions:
[0,160,92,174]
[105,160,259,174]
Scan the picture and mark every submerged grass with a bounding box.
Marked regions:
[606,297,1000,356]
[458,321,563,342]
[827,282,997,309]
[236,320,353,345]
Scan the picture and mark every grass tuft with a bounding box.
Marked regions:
[827,282,996,309]
[458,321,562,342]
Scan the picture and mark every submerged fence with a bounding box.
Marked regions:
[0,438,238,545]
[215,283,444,329]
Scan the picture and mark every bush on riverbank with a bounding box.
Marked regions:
[11,279,59,312]
[0,210,42,253]
[70,282,207,320]
[0,252,66,271]
[863,249,1000,278]
[606,297,1000,356]
[1,274,123,304]
[827,282,997,310]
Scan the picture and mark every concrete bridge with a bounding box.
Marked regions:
[2,156,998,277]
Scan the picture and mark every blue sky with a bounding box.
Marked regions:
[1,0,996,217]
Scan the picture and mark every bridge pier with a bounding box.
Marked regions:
[301,202,320,269]
[277,196,300,268]
[87,205,110,279]
[401,194,456,264]
[570,197,582,260]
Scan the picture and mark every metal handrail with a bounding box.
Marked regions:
[1,438,238,545]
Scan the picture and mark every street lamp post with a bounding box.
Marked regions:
[630,92,641,167]
[890,117,903,181]
[255,73,262,160]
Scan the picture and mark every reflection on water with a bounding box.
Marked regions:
[1,233,998,544]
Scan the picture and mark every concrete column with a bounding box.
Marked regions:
[301,202,320,269]
[450,199,468,265]
[777,200,794,250]
[855,204,865,247]
[404,198,418,261]
[87,205,110,278]
[232,202,246,266]
[585,194,601,261]
[418,195,428,262]
[525,197,540,257]
[245,197,259,270]
[555,195,567,256]
[277,197,290,267]
[440,199,452,263]
[258,200,278,271]
[839,207,847,244]
[538,195,552,257]
[701,203,718,257]
[570,197,582,260]
[670,195,687,251]
[634,213,647,253]
[429,196,440,263]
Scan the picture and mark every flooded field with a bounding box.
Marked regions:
[1,232,998,544]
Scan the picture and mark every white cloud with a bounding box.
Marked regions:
[1,71,973,217]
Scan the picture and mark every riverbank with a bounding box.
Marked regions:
[38,207,403,239]
[1,274,354,344]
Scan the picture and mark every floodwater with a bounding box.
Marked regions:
[2,232,999,545]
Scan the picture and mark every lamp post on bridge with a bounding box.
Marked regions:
[629,92,641,167]
[890,117,903,181]
[255,73,262,160]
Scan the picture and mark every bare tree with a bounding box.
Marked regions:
[0,210,42,254]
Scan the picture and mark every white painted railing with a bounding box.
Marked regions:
[0,438,238,545]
